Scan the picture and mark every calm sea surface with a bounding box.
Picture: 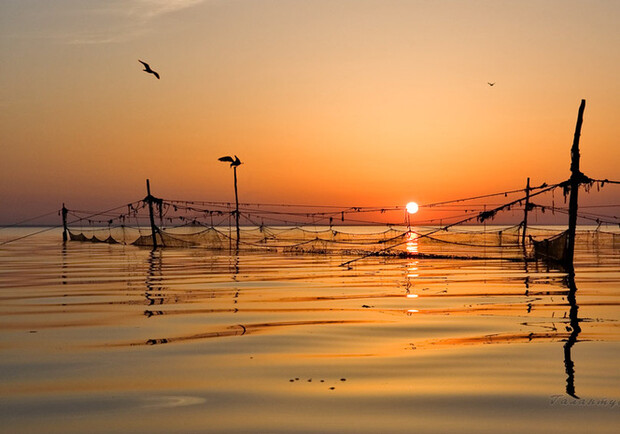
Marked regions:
[0,227,619,433]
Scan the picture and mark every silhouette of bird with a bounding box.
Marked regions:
[218,155,242,167]
[139,60,160,79]
[488,82,495,86]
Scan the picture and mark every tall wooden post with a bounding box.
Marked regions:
[521,178,531,247]
[218,155,242,248]
[233,166,240,246]
[566,99,586,269]
[146,179,158,249]
[62,203,68,242]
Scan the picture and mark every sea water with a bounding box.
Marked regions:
[0,227,618,433]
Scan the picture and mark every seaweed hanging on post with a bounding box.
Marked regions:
[145,179,160,249]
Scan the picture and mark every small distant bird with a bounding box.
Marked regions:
[218,155,242,167]
[139,60,160,79]
[488,82,495,86]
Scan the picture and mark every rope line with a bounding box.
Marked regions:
[339,183,562,267]
[7,176,619,251]
[0,210,60,231]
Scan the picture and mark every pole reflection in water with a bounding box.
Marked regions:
[145,249,164,316]
[61,243,67,285]
[231,254,240,306]
[564,272,581,399]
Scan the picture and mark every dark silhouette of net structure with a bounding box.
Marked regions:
[61,177,620,265]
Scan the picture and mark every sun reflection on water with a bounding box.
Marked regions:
[405,238,420,314]
[406,231,419,254]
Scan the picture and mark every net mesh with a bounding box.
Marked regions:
[532,230,569,263]
[64,193,620,262]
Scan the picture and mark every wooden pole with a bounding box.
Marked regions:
[146,179,158,249]
[62,203,68,242]
[566,99,586,269]
[521,177,530,247]
[233,166,240,247]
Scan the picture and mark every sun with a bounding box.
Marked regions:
[406,202,419,214]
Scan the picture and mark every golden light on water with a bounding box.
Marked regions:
[406,202,419,214]
[406,231,419,254]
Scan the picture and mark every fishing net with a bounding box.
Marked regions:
[69,225,408,253]
[66,221,577,261]
[63,190,620,262]
[532,230,569,263]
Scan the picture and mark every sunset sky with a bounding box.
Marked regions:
[1,0,619,225]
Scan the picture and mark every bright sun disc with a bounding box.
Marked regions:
[406,202,419,214]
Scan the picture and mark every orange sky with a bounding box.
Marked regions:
[1,0,619,225]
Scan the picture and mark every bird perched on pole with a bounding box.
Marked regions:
[218,155,242,248]
[139,60,160,79]
[218,155,242,167]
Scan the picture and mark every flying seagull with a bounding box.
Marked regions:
[488,82,495,86]
[219,155,242,167]
[139,60,160,79]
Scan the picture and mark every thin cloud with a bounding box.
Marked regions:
[130,0,207,19]
[62,0,209,44]
[63,27,147,45]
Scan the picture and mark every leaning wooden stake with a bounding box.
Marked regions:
[146,179,158,249]
[565,99,586,270]
[521,177,531,248]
